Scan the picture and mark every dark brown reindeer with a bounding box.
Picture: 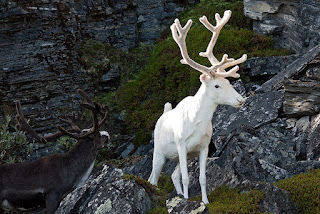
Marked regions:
[0,89,109,214]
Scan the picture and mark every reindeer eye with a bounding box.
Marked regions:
[215,85,220,89]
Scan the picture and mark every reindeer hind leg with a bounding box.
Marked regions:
[172,163,183,195]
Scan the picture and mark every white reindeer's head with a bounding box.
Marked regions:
[171,10,247,108]
[200,74,244,108]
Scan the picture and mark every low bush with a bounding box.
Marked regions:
[275,169,320,213]
[0,115,31,164]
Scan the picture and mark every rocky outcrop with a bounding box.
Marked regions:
[55,164,152,214]
[0,0,93,134]
[0,0,198,133]
[244,0,320,53]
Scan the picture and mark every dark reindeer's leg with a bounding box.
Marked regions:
[45,192,59,214]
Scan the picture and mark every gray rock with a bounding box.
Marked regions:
[243,55,299,77]
[283,79,320,117]
[258,45,320,93]
[121,142,136,158]
[306,113,320,160]
[187,158,243,197]
[132,143,154,156]
[55,164,152,214]
[212,90,284,154]
[166,196,209,214]
[244,0,320,53]
[0,0,199,132]
[122,154,177,180]
[114,135,135,158]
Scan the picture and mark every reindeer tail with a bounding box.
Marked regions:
[163,102,172,114]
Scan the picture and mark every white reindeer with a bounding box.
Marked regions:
[148,10,247,204]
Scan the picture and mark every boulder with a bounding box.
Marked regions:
[283,79,320,117]
[56,164,152,214]
[166,196,209,214]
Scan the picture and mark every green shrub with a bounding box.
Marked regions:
[0,115,31,164]
[275,169,320,213]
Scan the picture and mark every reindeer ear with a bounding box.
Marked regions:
[200,74,211,83]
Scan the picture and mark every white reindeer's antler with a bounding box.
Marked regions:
[171,10,247,78]
[170,19,212,76]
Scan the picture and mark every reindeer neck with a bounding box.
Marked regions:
[64,139,97,170]
[192,83,218,120]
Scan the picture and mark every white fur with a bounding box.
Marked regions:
[75,161,94,188]
[148,76,244,204]
[149,11,246,204]
[99,131,110,138]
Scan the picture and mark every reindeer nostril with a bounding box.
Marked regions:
[237,98,245,105]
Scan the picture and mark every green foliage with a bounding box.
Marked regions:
[116,0,291,145]
[275,169,320,213]
[0,115,32,164]
[158,173,175,194]
[56,136,74,151]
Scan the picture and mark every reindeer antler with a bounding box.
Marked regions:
[57,89,108,139]
[15,90,108,142]
[170,10,247,78]
[15,101,47,143]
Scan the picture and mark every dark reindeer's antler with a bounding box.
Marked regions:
[15,101,47,143]
[15,89,108,142]
[57,89,108,139]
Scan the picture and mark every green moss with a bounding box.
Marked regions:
[207,186,264,213]
[148,207,168,214]
[190,185,264,213]
[158,173,175,194]
[275,169,320,213]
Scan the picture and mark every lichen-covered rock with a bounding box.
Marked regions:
[55,164,152,214]
[166,196,209,214]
